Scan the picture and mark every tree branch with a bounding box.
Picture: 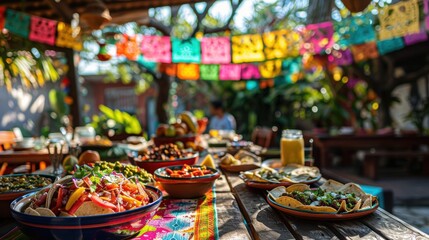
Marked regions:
[393,65,429,90]
[190,2,214,37]
[147,18,171,36]
[203,0,243,34]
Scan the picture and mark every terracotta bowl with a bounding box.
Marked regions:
[152,135,196,146]
[10,186,162,240]
[0,174,56,219]
[154,165,220,199]
[128,152,199,174]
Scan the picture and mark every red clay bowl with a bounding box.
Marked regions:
[10,185,162,240]
[154,165,220,199]
[0,174,56,219]
[129,152,199,174]
[152,135,196,146]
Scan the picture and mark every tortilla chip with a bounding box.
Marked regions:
[24,207,41,216]
[268,186,287,199]
[286,184,310,193]
[320,179,344,192]
[276,196,304,208]
[74,201,115,216]
[297,205,337,213]
[35,207,56,217]
[59,211,76,217]
[339,183,366,198]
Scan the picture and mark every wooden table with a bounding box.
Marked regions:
[2,162,428,239]
[0,149,53,173]
[310,134,429,169]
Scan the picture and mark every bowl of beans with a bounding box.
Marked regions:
[154,165,220,198]
[129,144,199,174]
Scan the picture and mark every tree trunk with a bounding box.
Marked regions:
[156,72,171,123]
[306,0,334,24]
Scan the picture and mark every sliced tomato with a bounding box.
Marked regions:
[106,183,118,190]
[51,188,64,213]
[89,193,117,211]
[202,170,212,175]
[165,168,173,175]
[170,173,180,178]
[68,193,88,215]
[181,173,192,178]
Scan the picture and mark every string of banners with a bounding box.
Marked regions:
[0,6,82,51]
[116,0,428,82]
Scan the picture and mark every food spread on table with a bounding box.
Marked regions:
[137,144,195,161]
[241,164,321,183]
[164,164,214,178]
[24,172,152,217]
[0,175,53,193]
[220,150,259,166]
[268,180,377,213]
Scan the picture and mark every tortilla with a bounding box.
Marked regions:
[360,195,375,209]
[289,166,320,179]
[339,183,366,198]
[24,207,41,216]
[74,201,115,216]
[59,211,76,217]
[296,205,337,213]
[338,199,362,213]
[35,207,56,217]
[319,179,344,192]
[242,171,269,183]
[276,196,304,208]
[268,186,287,199]
[46,175,73,208]
[286,184,310,193]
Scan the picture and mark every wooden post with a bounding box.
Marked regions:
[64,48,82,127]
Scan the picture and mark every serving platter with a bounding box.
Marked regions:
[266,193,379,220]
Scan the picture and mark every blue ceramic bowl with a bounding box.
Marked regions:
[10,185,162,240]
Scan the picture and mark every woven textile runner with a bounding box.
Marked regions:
[135,188,218,240]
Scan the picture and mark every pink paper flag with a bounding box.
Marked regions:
[300,22,334,54]
[219,64,241,81]
[141,36,172,63]
[201,37,231,64]
[241,64,261,80]
[0,7,6,29]
[404,31,428,45]
[29,16,57,45]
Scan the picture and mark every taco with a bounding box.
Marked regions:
[241,164,321,184]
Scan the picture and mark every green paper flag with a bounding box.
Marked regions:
[172,38,201,63]
[200,65,219,81]
[5,9,31,38]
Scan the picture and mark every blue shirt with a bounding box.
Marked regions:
[209,113,236,130]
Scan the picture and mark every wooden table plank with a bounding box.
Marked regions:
[360,208,429,240]
[329,221,385,240]
[280,216,340,240]
[224,172,295,240]
[216,192,252,240]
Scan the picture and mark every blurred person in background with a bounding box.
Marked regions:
[209,100,236,131]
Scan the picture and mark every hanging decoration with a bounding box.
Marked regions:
[172,38,201,63]
[96,42,112,61]
[56,22,82,51]
[141,36,172,63]
[200,65,220,81]
[201,37,231,64]
[260,79,275,89]
[231,34,265,63]
[425,0,429,30]
[159,63,177,76]
[5,9,31,38]
[275,58,302,85]
[0,7,6,30]
[259,60,282,79]
[376,38,405,55]
[263,30,301,60]
[404,31,428,46]
[29,16,57,46]
[246,80,259,90]
[335,13,376,46]
[340,0,372,13]
[241,64,261,80]
[378,0,420,40]
[351,42,379,62]
[177,63,199,80]
[219,64,241,81]
[328,49,353,66]
[300,22,335,54]
[116,35,139,60]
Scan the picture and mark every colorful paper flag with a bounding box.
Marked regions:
[404,31,428,45]
[177,63,199,80]
[172,38,201,63]
[378,0,419,40]
[141,36,172,63]
[201,37,231,64]
[231,34,265,63]
[328,49,353,66]
[424,0,429,30]
[5,9,30,38]
[241,64,261,80]
[0,7,6,30]
[159,63,177,77]
[300,22,334,54]
[351,42,379,62]
[259,60,282,79]
[116,35,140,60]
[335,13,376,46]
[260,79,274,89]
[219,64,241,81]
[200,65,219,81]
[56,22,82,51]
[263,30,301,60]
[377,38,404,55]
[246,80,259,90]
[29,16,57,46]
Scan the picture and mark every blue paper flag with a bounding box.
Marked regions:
[172,38,201,63]
[246,80,259,90]
[377,38,405,55]
[5,9,31,38]
[335,14,376,47]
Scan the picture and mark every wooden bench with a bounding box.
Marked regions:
[363,150,429,180]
